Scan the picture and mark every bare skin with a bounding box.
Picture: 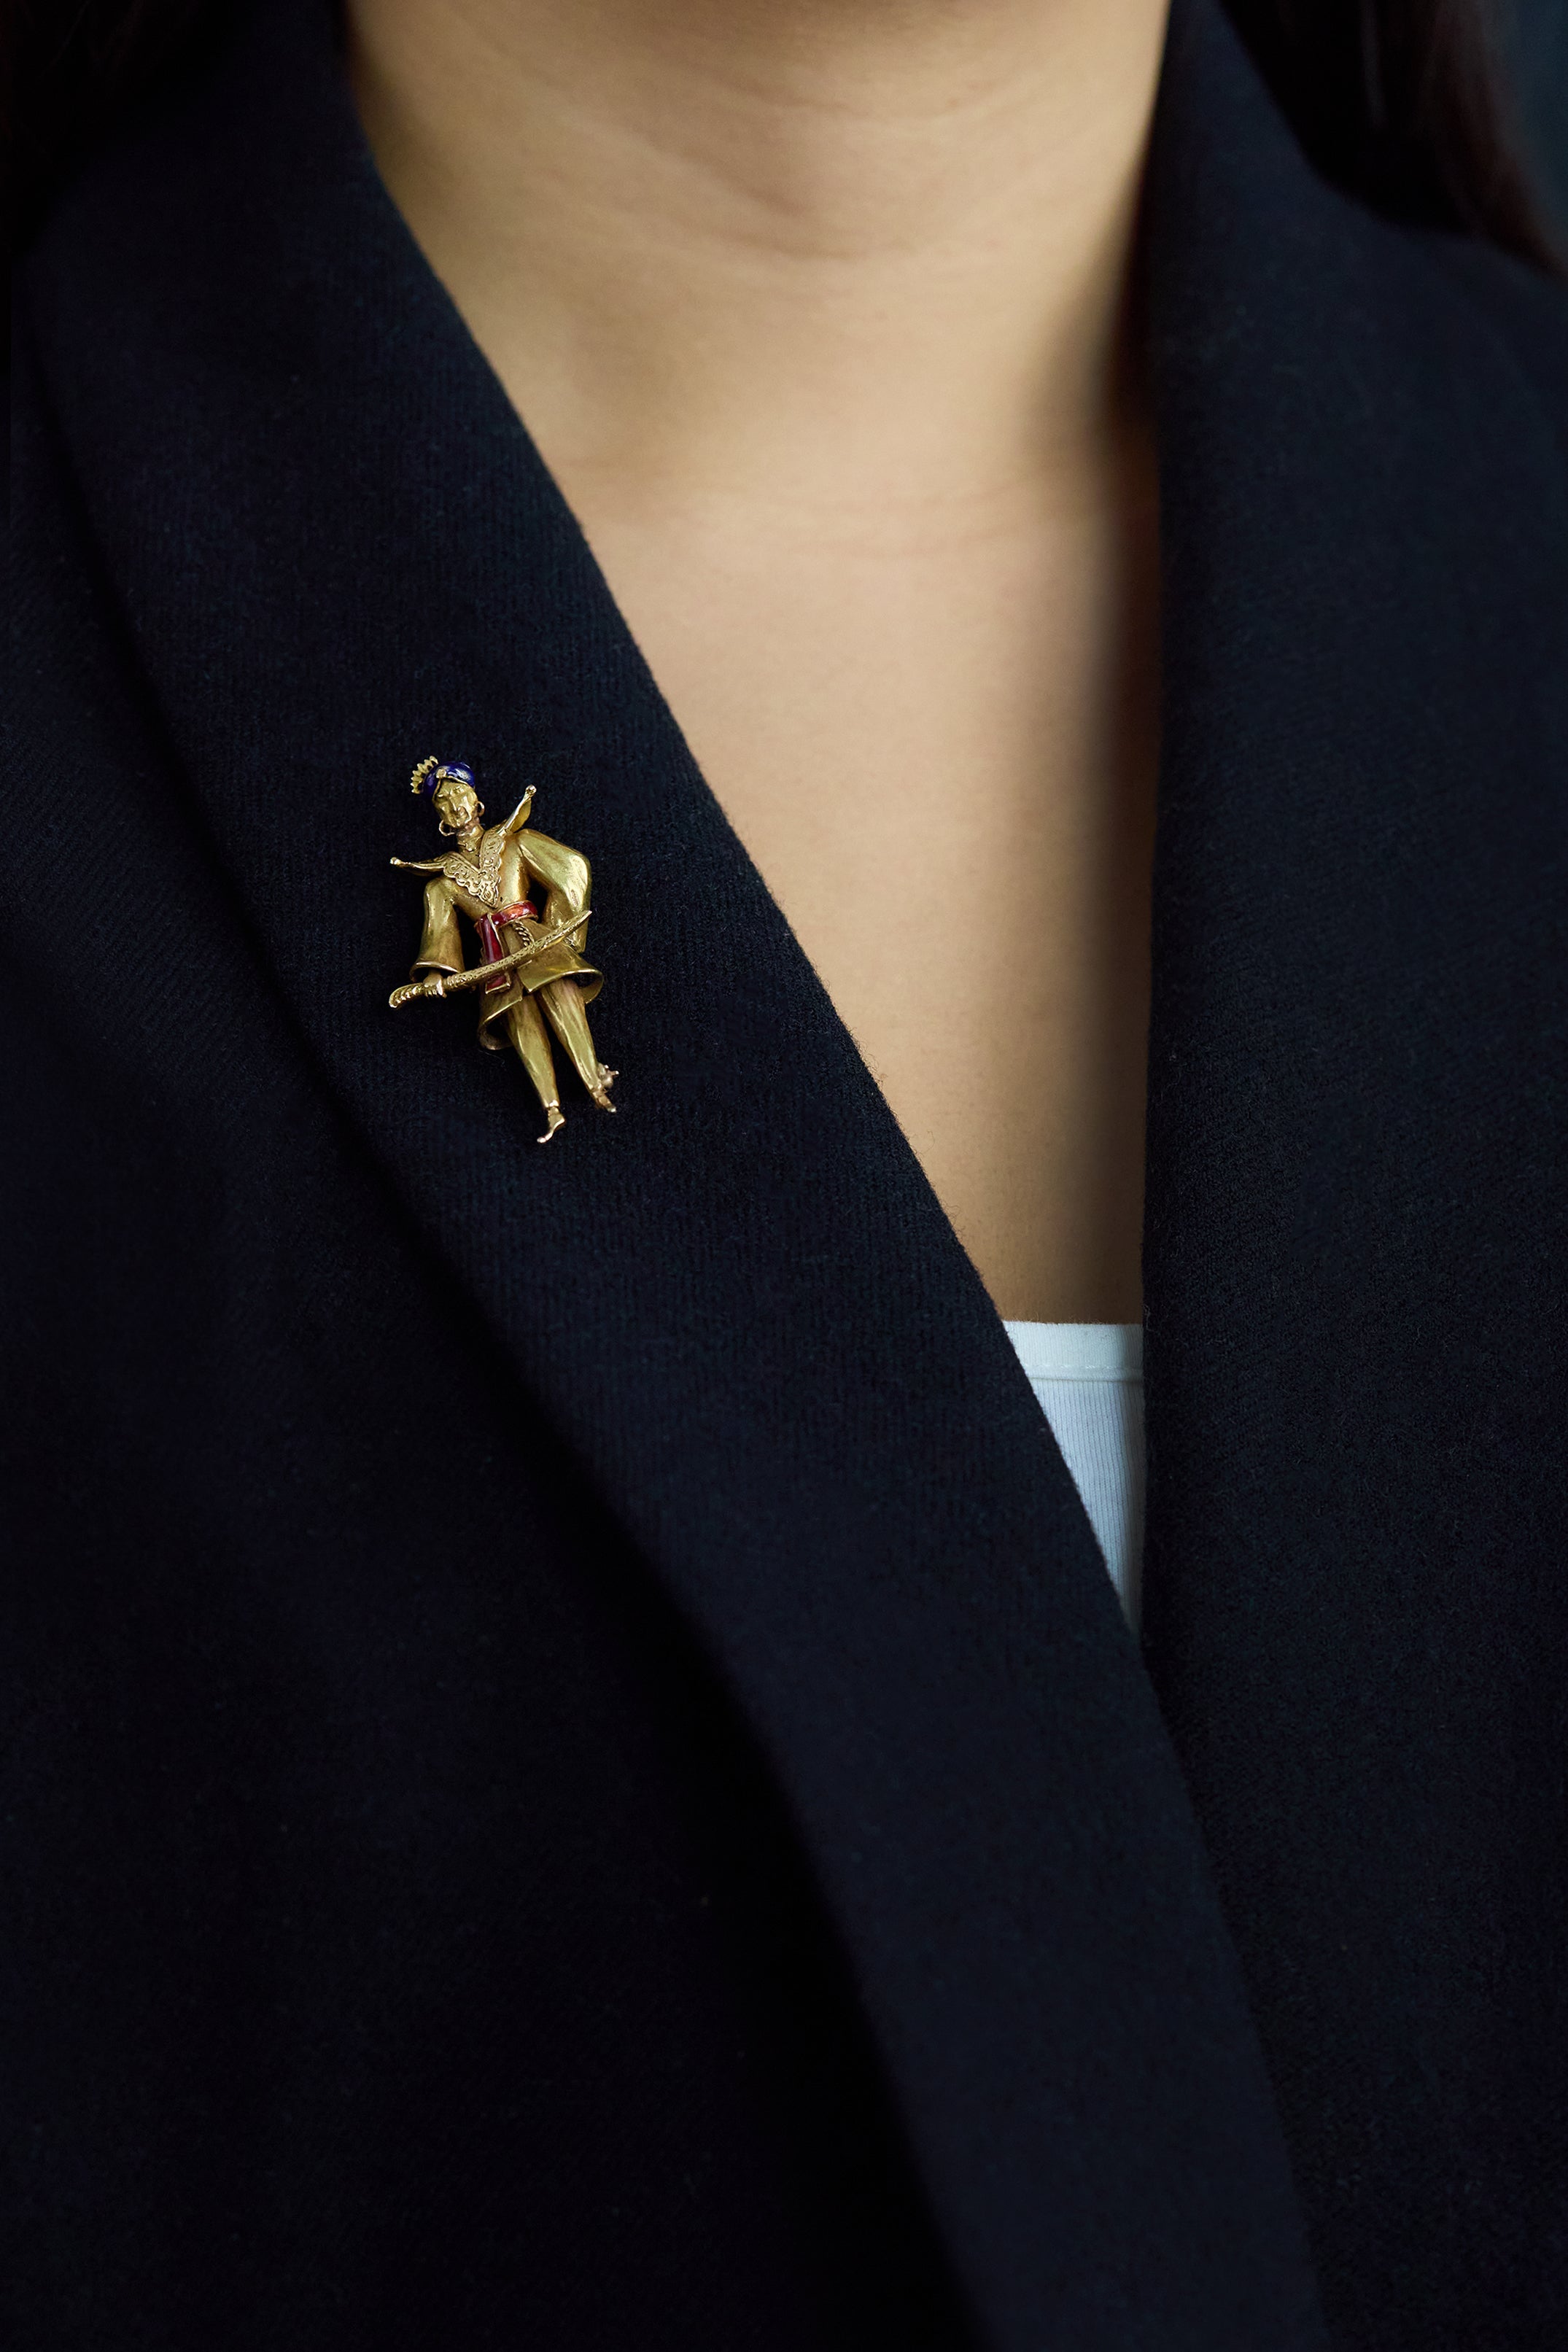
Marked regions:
[349,0,1168,1319]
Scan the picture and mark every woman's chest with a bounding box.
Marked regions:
[570,480,1162,1320]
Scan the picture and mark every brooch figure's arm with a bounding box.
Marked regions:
[395,869,467,985]
[389,855,449,874]
[500,788,536,835]
[516,830,590,910]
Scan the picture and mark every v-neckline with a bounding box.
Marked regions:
[47,0,1568,2332]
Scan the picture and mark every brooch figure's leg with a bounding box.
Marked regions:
[540,979,616,1112]
[505,993,565,1143]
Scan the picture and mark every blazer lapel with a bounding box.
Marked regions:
[22,2,1334,2342]
[1142,0,1568,2331]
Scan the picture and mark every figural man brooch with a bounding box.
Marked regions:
[389,758,616,1143]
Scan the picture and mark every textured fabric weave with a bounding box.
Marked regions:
[9,0,1567,2343]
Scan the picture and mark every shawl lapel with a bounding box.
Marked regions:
[41,0,1568,2338]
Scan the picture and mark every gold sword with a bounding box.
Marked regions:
[387,907,593,1012]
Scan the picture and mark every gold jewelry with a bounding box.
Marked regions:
[389,758,616,1142]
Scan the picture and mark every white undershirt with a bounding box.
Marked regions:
[1004,1324,1145,1631]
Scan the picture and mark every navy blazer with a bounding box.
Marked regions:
[9,1,1567,2345]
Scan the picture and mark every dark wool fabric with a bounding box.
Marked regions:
[6,1,1565,2345]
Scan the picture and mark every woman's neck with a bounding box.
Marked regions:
[349,0,1169,1324]
[347,0,1170,510]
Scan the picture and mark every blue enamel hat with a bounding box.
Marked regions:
[410,756,476,798]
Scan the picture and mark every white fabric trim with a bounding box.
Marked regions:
[1004,1321,1143,1383]
[1004,1323,1146,1631]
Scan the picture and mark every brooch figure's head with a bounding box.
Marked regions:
[411,756,483,837]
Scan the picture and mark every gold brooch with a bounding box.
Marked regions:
[389,758,616,1144]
